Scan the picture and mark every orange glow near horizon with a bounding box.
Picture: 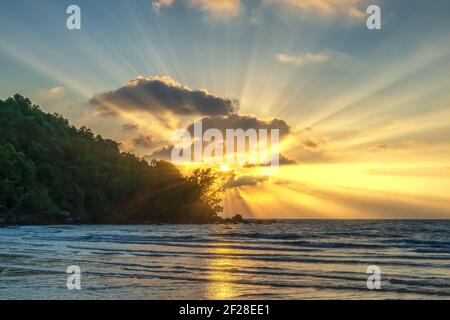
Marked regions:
[221,162,450,220]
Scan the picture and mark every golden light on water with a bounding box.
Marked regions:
[205,247,237,299]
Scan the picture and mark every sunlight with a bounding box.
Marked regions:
[220,161,450,219]
[205,247,237,299]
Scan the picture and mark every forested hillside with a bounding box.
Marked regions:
[0,95,223,225]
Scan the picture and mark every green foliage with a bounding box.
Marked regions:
[0,95,223,224]
[0,143,35,209]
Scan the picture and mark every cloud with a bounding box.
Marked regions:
[186,114,291,137]
[301,137,322,150]
[122,123,138,131]
[146,114,291,163]
[277,154,298,165]
[264,0,368,19]
[90,76,238,117]
[277,52,329,66]
[152,0,174,13]
[141,115,340,168]
[153,0,242,20]
[224,174,269,189]
[153,0,370,22]
[147,145,298,167]
[48,86,65,96]
[132,135,157,148]
[286,129,336,163]
[188,0,242,20]
[146,144,174,161]
[243,154,298,167]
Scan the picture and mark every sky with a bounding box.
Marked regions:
[1,0,450,219]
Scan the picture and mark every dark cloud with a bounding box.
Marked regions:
[90,76,238,117]
[279,154,298,165]
[132,135,157,148]
[122,123,138,131]
[243,154,298,167]
[146,144,297,167]
[224,174,269,189]
[145,114,292,164]
[145,144,173,161]
[145,141,216,162]
[302,138,320,150]
[187,114,290,138]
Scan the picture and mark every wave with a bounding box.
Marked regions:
[214,232,305,240]
[1,221,449,299]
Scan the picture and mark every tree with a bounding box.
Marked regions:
[188,168,223,216]
[0,143,34,209]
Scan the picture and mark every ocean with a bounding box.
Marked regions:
[0,220,448,299]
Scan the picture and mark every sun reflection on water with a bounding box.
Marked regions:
[204,247,238,299]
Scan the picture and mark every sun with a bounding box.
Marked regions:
[220,165,230,172]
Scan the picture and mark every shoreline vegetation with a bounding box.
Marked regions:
[0,94,246,226]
